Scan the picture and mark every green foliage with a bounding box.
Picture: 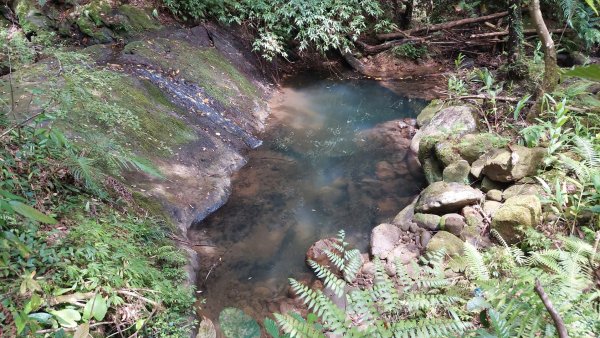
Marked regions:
[0,113,193,336]
[163,0,386,59]
[391,43,428,60]
[473,232,600,337]
[271,232,473,337]
[552,0,600,48]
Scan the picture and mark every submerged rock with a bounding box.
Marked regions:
[306,238,339,270]
[426,231,464,256]
[218,308,260,338]
[415,181,484,214]
[196,317,217,338]
[491,195,542,244]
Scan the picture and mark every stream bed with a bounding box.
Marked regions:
[188,75,427,327]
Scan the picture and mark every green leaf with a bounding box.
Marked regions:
[562,65,600,81]
[28,312,53,324]
[584,0,599,15]
[9,201,57,224]
[50,308,81,328]
[83,294,108,321]
[24,294,43,314]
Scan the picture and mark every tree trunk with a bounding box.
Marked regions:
[506,0,528,79]
[400,0,414,29]
[529,0,558,93]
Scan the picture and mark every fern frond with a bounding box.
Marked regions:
[108,153,164,178]
[572,135,600,167]
[342,249,361,283]
[288,278,347,332]
[463,242,490,280]
[560,235,598,260]
[487,308,511,338]
[372,258,401,313]
[307,260,346,298]
[401,293,463,312]
[558,153,591,181]
[391,318,474,337]
[274,313,324,338]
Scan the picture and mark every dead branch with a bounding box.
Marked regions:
[355,38,424,55]
[534,279,569,338]
[455,94,522,103]
[377,11,509,40]
[470,28,571,39]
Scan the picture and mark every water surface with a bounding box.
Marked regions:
[189,76,427,324]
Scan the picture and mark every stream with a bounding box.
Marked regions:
[188,75,428,328]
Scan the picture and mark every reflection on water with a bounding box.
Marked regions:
[189,76,427,325]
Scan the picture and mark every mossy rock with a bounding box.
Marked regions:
[123,38,259,111]
[426,231,464,256]
[491,195,541,244]
[455,133,509,163]
[117,5,160,33]
[416,99,444,127]
[218,308,260,338]
[14,0,54,34]
[442,159,470,184]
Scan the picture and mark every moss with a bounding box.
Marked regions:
[416,99,444,127]
[14,0,52,34]
[117,5,161,32]
[123,39,259,111]
[133,192,176,230]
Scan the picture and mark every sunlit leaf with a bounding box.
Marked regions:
[9,201,57,224]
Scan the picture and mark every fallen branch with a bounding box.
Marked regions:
[455,94,522,103]
[377,11,509,40]
[355,38,423,55]
[470,28,571,39]
[534,279,569,338]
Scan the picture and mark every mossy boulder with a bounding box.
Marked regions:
[13,0,54,34]
[491,195,542,244]
[218,308,260,338]
[414,213,441,231]
[415,181,484,214]
[426,231,464,256]
[455,133,509,163]
[416,99,444,127]
[410,105,477,156]
[418,134,445,183]
[442,159,470,184]
[480,146,546,182]
[115,5,160,33]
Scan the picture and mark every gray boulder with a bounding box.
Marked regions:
[392,198,418,231]
[371,223,401,258]
[415,181,484,214]
[440,213,466,236]
[414,213,441,231]
[481,146,546,182]
[410,105,477,156]
[486,189,503,202]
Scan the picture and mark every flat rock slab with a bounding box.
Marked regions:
[415,181,484,214]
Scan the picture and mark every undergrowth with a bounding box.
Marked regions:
[0,96,195,337]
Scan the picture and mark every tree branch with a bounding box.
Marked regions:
[377,11,509,40]
[534,279,569,338]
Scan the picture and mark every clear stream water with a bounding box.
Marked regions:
[189,75,427,326]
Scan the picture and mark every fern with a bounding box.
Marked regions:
[274,313,324,338]
[307,260,346,298]
[464,242,490,280]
